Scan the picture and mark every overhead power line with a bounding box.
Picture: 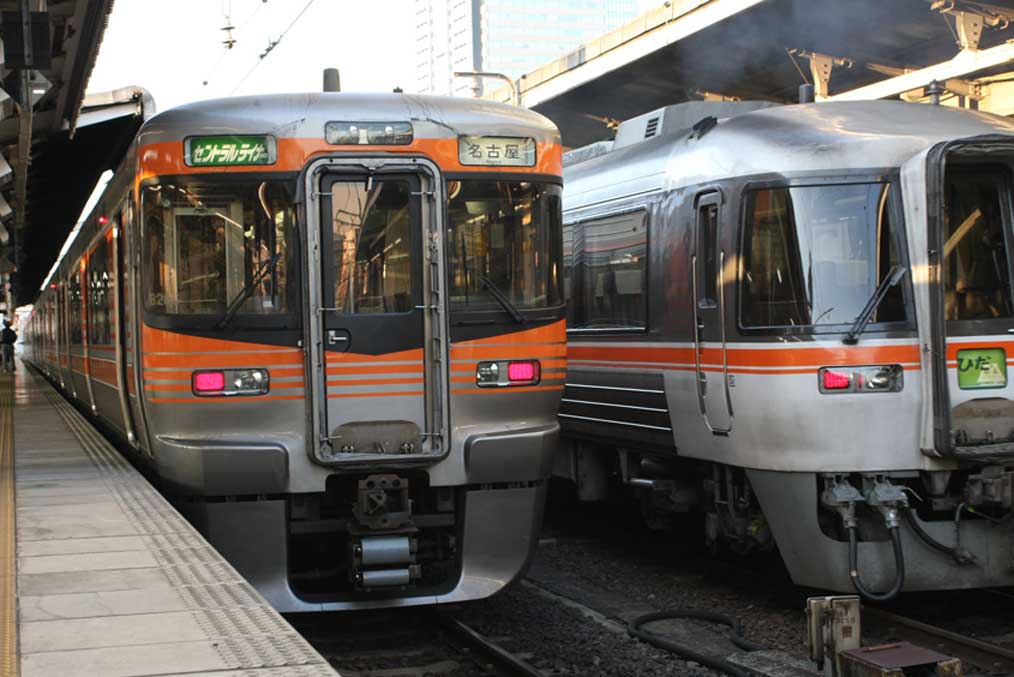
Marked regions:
[231,0,317,94]
[204,0,272,87]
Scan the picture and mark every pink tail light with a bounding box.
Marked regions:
[822,370,851,390]
[193,371,225,393]
[508,361,539,383]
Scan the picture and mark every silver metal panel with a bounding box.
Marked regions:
[748,469,1014,591]
[136,92,560,149]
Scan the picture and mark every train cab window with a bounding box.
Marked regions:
[68,268,83,344]
[142,179,294,316]
[566,211,647,330]
[328,179,413,314]
[943,167,1014,321]
[741,183,905,329]
[87,236,112,346]
[447,180,563,314]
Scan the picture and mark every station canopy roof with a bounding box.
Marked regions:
[0,0,151,306]
[504,0,1014,147]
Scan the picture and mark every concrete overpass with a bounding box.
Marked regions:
[486,0,1014,147]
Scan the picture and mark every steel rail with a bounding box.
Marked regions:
[440,615,544,676]
[0,369,17,676]
[864,606,1014,674]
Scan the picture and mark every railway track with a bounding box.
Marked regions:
[864,607,1014,675]
[291,608,545,676]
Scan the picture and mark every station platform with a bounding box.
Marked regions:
[0,361,338,677]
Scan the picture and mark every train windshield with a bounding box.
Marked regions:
[446,180,563,314]
[141,178,295,316]
[740,182,906,329]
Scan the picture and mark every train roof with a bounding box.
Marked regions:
[563,100,1014,211]
[137,92,560,147]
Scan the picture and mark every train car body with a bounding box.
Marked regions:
[559,99,1014,597]
[23,93,565,611]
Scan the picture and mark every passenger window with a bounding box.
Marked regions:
[69,268,83,345]
[330,180,413,314]
[568,211,647,330]
[740,183,904,328]
[87,236,112,346]
[943,168,1013,321]
[697,200,719,307]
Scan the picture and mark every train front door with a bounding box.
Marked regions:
[307,164,445,463]
[931,151,1014,460]
[692,190,733,434]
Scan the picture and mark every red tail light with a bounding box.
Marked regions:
[193,371,225,393]
[822,370,852,390]
[508,360,539,383]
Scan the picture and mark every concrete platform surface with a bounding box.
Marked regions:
[3,363,338,676]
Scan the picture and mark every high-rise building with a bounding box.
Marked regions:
[415,0,640,97]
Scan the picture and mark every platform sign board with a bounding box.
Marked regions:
[459,136,536,167]
[185,135,276,167]
[957,347,1007,389]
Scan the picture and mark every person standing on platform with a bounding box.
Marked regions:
[1,320,16,373]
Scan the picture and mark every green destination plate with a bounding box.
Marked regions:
[186,135,275,167]
[957,347,1007,390]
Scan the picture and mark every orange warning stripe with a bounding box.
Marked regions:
[568,343,922,373]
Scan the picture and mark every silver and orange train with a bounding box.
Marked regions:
[558,99,1014,599]
[23,93,566,611]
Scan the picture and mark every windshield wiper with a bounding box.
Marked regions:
[479,273,526,325]
[216,252,283,329]
[843,264,906,345]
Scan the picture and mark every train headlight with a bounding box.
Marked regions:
[192,368,270,397]
[232,368,269,395]
[476,361,499,385]
[818,365,903,394]
[325,121,413,145]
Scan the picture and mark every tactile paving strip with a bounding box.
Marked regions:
[17,367,337,675]
[0,373,17,676]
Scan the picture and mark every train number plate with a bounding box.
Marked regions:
[957,347,1007,389]
[185,135,276,166]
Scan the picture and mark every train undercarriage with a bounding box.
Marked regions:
[555,440,1014,598]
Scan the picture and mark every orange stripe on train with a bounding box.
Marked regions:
[568,343,921,369]
[138,138,562,180]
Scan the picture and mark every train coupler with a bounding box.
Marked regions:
[353,473,413,530]
[352,535,422,588]
[349,474,424,588]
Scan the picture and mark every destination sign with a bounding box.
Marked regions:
[459,136,536,167]
[185,135,276,167]
[957,347,1007,390]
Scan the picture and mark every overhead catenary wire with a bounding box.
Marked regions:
[231,0,317,94]
[204,0,272,86]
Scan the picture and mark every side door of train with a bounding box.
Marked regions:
[919,138,1014,461]
[691,190,733,433]
[304,159,448,464]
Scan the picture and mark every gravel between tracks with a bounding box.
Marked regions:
[454,581,717,675]
[534,492,810,659]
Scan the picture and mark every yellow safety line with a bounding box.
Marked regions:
[0,369,16,677]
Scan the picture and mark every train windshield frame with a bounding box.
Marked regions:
[140,173,299,327]
[738,178,911,334]
[445,177,564,321]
